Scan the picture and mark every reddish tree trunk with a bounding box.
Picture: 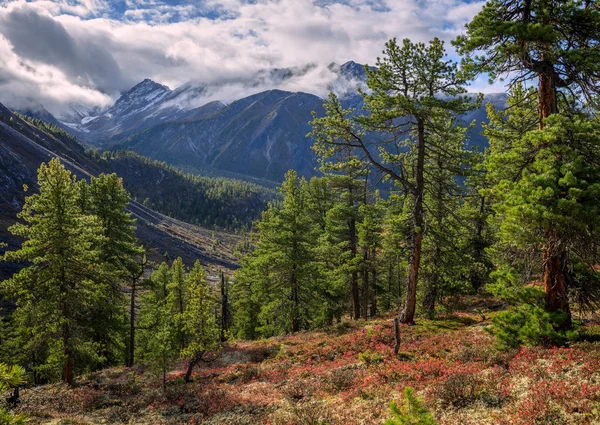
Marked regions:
[538,68,571,328]
[400,118,425,325]
[538,71,557,129]
[543,246,572,330]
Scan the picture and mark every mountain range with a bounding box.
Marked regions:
[16,61,508,185]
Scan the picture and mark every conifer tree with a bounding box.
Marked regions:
[87,173,143,367]
[137,262,176,391]
[0,363,27,424]
[320,166,365,321]
[311,38,476,324]
[181,261,220,383]
[233,171,322,336]
[168,257,189,351]
[455,0,600,325]
[1,159,107,385]
[358,194,384,318]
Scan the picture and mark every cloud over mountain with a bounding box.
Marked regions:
[0,0,492,115]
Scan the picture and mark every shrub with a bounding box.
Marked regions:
[272,400,335,425]
[489,305,575,349]
[435,372,482,408]
[326,367,356,392]
[385,387,437,425]
[0,363,28,425]
[358,350,384,365]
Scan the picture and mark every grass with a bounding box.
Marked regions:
[9,297,600,425]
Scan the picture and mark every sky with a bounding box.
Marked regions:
[0,0,503,116]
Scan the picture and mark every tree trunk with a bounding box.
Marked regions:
[370,268,377,317]
[543,236,572,330]
[393,318,401,355]
[184,354,203,383]
[64,325,73,386]
[422,277,437,319]
[471,195,487,290]
[538,67,557,129]
[162,350,167,392]
[362,248,369,319]
[220,271,228,342]
[538,66,570,328]
[400,118,425,325]
[349,216,360,320]
[291,264,300,332]
[128,279,136,367]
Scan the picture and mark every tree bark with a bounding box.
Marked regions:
[370,268,377,317]
[291,264,300,332]
[538,66,557,129]
[400,118,425,325]
[128,279,136,367]
[543,236,572,330]
[184,354,203,383]
[362,248,369,319]
[422,277,437,319]
[538,65,571,328]
[393,318,401,355]
[63,324,73,386]
[220,271,228,342]
[349,216,360,320]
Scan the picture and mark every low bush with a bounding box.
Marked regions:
[386,387,437,425]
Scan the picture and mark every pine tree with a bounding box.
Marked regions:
[386,387,438,425]
[168,257,189,351]
[484,85,600,333]
[0,363,27,424]
[455,0,600,326]
[357,193,384,318]
[454,0,600,125]
[87,173,143,367]
[320,166,365,321]
[137,262,176,391]
[310,38,476,324]
[233,171,322,337]
[181,261,220,383]
[1,159,107,385]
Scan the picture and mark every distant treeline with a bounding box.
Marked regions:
[92,150,279,231]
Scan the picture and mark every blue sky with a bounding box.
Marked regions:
[0,0,501,115]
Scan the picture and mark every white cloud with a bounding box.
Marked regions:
[0,0,488,115]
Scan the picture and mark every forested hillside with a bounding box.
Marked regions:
[93,150,278,231]
[4,110,277,231]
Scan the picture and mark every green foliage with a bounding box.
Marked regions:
[358,349,384,365]
[0,362,28,424]
[310,37,479,324]
[454,0,600,108]
[180,261,221,375]
[385,387,438,425]
[484,86,600,322]
[137,260,221,384]
[13,112,77,143]
[488,283,576,348]
[490,304,575,349]
[1,159,112,382]
[99,151,278,230]
[0,363,26,392]
[233,171,323,337]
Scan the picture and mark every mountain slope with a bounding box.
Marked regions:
[0,103,245,277]
[115,89,325,183]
